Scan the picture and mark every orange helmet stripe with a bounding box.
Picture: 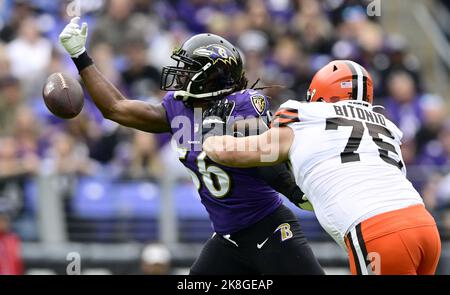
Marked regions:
[343,60,369,103]
[343,60,358,101]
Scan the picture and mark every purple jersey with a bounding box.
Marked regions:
[162,90,282,234]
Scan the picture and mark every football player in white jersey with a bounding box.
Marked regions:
[202,60,441,275]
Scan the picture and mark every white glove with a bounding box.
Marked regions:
[59,17,88,58]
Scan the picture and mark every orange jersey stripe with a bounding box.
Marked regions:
[275,110,298,117]
[271,108,300,127]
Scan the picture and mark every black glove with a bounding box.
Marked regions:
[202,99,235,140]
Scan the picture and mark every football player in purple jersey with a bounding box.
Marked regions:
[59,17,323,275]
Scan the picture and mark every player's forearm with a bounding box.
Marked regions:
[204,136,242,166]
[203,135,279,168]
[79,63,126,118]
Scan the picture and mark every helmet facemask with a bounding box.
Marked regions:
[160,34,246,104]
[160,50,207,93]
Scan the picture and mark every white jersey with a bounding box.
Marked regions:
[275,100,423,248]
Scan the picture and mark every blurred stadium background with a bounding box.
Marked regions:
[0,0,449,275]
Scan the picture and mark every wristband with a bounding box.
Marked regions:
[72,51,93,72]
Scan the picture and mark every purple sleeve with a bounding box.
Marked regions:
[161,92,175,121]
[161,91,179,134]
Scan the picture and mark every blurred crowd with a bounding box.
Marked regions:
[0,0,450,245]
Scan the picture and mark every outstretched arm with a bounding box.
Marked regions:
[203,127,294,167]
[60,17,170,133]
[79,65,170,133]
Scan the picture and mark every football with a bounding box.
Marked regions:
[42,72,84,119]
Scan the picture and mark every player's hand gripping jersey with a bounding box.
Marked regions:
[273,100,423,248]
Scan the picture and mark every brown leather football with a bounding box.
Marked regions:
[42,72,84,119]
